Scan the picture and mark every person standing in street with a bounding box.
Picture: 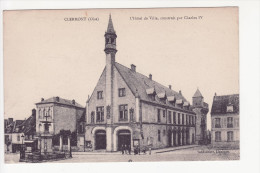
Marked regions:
[121,144,124,155]
[128,144,131,155]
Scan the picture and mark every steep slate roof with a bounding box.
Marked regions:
[114,62,191,112]
[193,88,203,98]
[18,115,36,135]
[211,94,239,115]
[36,97,84,109]
[5,120,24,133]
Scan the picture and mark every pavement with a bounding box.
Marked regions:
[72,144,199,155]
[4,145,240,163]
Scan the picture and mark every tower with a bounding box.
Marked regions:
[192,88,209,144]
[104,14,117,151]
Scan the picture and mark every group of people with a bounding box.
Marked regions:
[121,144,131,155]
[121,144,152,155]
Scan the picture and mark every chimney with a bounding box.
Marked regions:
[72,99,75,105]
[32,109,36,116]
[215,92,217,96]
[41,98,44,102]
[8,118,13,124]
[131,64,136,72]
[169,85,172,90]
[56,96,60,102]
[179,90,182,95]
[149,74,152,80]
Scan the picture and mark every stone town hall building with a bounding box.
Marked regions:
[85,15,208,151]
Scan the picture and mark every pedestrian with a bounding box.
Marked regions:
[138,146,140,155]
[124,144,128,155]
[121,144,124,155]
[149,146,152,155]
[128,144,131,155]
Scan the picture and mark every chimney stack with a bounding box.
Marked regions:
[131,64,136,72]
[41,98,44,102]
[56,96,60,102]
[72,99,75,105]
[179,90,182,95]
[169,85,172,89]
[149,74,152,80]
[32,109,36,117]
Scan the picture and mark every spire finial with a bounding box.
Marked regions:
[107,13,115,33]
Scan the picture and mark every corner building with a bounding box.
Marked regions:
[85,15,202,151]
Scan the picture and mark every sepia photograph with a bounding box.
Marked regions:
[3,7,240,164]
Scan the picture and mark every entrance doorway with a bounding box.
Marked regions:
[117,130,131,151]
[168,130,172,147]
[95,130,106,150]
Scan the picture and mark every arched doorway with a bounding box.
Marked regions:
[117,130,131,151]
[95,130,106,150]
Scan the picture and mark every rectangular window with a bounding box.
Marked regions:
[17,135,20,141]
[119,105,128,121]
[182,114,184,125]
[173,112,176,124]
[186,114,188,125]
[168,111,172,123]
[96,107,104,122]
[178,113,180,124]
[215,131,221,142]
[189,115,191,125]
[118,88,126,97]
[227,131,234,142]
[158,130,161,141]
[97,91,103,99]
[91,112,95,123]
[163,129,166,136]
[163,110,166,118]
[215,118,221,128]
[227,117,233,128]
[157,109,161,122]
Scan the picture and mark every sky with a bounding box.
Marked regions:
[3,8,239,129]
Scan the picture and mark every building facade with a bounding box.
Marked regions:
[35,96,85,151]
[85,15,199,152]
[211,94,239,149]
[192,89,209,144]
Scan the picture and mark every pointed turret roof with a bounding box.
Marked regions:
[107,14,115,33]
[193,88,203,98]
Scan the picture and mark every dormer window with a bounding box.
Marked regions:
[227,105,233,113]
[97,91,103,99]
[146,87,156,101]
[158,92,166,104]
[176,99,184,108]
[118,88,126,97]
[167,96,176,106]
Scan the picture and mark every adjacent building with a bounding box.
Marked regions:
[35,96,85,151]
[192,89,209,144]
[5,119,25,153]
[85,15,205,152]
[211,94,239,149]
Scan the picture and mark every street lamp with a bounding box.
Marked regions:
[20,134,25,161]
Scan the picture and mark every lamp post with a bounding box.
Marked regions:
[20,134,25,161]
